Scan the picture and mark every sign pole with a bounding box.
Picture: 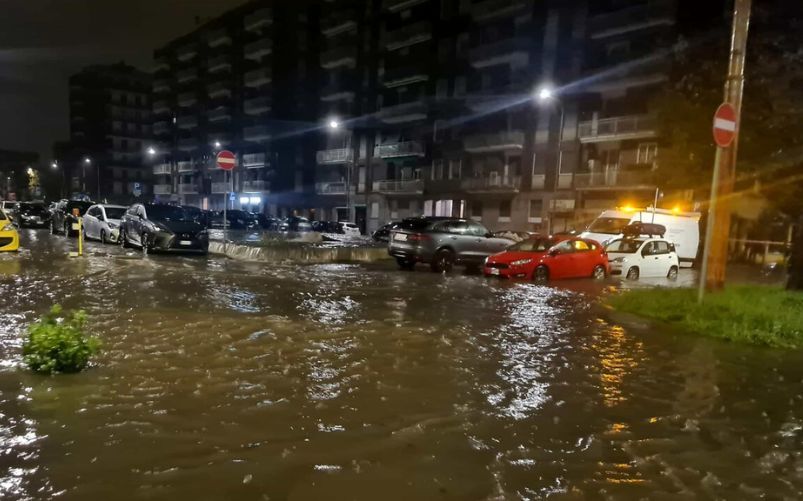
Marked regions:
[215,149,236,255]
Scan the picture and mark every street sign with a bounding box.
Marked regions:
[216,150,236,171]
[133,182,142,197]
[713,103,737,148]
[229,192,235,202]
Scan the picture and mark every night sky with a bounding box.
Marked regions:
[0,0,244,163]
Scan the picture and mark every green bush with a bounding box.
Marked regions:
[23,305,101,374]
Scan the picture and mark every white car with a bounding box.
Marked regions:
[606,237,679,280]
[338,222,361,237]
[83,204,127,244]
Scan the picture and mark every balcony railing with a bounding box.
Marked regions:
[153,122,170,136]
[384,20,432,51]
[378,101,428,124]
[177,45,197,62]
[321,46,356,69]
[207,81,231,98]
[316,148,353,164]
[577,115,657,142]
[374,141,425,158]
[178,92,197,107]
[244,96,271,115]
[208,28,232,47]
[470,0,528,22]
[589,0,675,38]
[153,80,170,93]
[208,106,232,122]
[315,182,348,195]
[245,8,273,32]
[384,0,428,12]
[383,65,429,88]
[468,36,530,69]
[243,180,269,192]
[320,81,355,102]
[242,153,268,168]
[208,55,231,73]
[461,175,521,192]
[153,58,170,73]
[372,179,423,194]
[176,116,198,129]
[153,164,171,175]
[321,14,356,37]
[244,125,271,142]
[211,182,230,194]
[177,68,198,83]
[245,38,273,60]
[463,130,524,152]
[153,101,170,114]
[574,169,656,190]
[244,67,272,87]
[178,183,198,194]
[154,184,172,195]
[177,161,196,173]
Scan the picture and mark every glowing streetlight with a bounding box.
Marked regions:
[328,119,340,130]
[26,167,34,176]
[84,157,91,164]
[214,141,222,150]
[537,85,555,102]
[147,146,157,156]
[51,161,58,169]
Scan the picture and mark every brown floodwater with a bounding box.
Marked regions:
[1,230,802,500]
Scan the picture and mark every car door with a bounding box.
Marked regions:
[465,221,510,260]
[638,241,661,277]
[83,207,98,239]
[569,239,595,277]
[651,240,675,276]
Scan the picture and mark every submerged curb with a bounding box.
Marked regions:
[208,241,392,264]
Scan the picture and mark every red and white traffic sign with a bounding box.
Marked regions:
[216,150,236,171]
[712,103,737,148]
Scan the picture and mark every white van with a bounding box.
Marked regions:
[580,208,701,266]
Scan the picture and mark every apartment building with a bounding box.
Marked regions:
[68,63,152,201]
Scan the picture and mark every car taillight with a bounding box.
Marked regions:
[408,233,430,242]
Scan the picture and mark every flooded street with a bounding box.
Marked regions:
[2,230,802,500]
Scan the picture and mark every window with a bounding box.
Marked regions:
[553,240,574,254]
[637,143,658,164]
[641,242,656,256]
[432,159,444,180]
[443,221,467,235]
[572,240,591,252]
[529,199,543,222]
[448,159,461,179]
[499,201,511,219]
[370,202,379,219]
[466,222,488,237]
[470,201,482,219]
[654,240,671,255]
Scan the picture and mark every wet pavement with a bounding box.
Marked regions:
[1,229,802,500]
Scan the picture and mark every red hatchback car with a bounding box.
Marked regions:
[484,237,609,282]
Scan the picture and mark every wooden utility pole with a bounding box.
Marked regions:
[699,0,752,300]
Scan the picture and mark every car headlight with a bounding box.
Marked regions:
[611,257,625,263]
[511,258,533,266]
[108,222,119,229]
[1,224,14,231]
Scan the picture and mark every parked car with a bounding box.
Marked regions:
[51,200,93,236]
[492,230,536,242]
[181,205,212,228]
[248,213,277,230]
[372,221,400,242]
[485,236,609,282]
[0,209,19,252]
[338,221,361,237]
[388,217,512,272]
[14,202,50,228]
[210,210,252,229]
[83,204,126,244]
[312,220,340,233]
[120,204,208,254]
[606,237,679,280]
[278,217,313,232]
[0,201,19,220]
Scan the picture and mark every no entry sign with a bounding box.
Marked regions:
[712,103,737,148]
[216,150,236,170]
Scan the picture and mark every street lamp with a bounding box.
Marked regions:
[51,161,58,169]
[535,84,566,190]
[326,118,352,221]
[147,146,157,156]
[213,141,222,150]
[328,119,340,130]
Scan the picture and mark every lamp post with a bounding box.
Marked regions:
[52,161,64,199]
[536,85,566,192]
[327,119,353,222]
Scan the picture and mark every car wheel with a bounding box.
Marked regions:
[100,230,107,245]
[396,257,415,271]
[626,267,640,280]
[430,249,454,273]
[667,266,679,280]
[120,229,129,248]
[141,233,150,254]
[592,265,606,280]
[533,266,549,283]
[50,220,57,234]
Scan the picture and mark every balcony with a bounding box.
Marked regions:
[208,55,231,73]
[245,8,273,32]
[316,182,348,195]
[178,139,196,152]
[208,106,232,122]
[244,96,271,115]
[154,184,172,195]
[461,175,521,193]
[244,125,271,142]
[207,28,231,48]
[384,21,432,51]
[243,180,269,192]
[153,121,170,136]
[321,46,356,69]
[153,164,171,175]
[574,169,656,190]
[177,45,197,62]
[242,153,268,169]
[374,141,425,158]
[373,179,424,194]
[177,68,198,84]
[245,38,273,60]
[383,65,429,88]
[468,36,530,69]
[153,80,170,93]
[384,0,428,12]
[320,81,355,102]
[211,182,230,194]
[177,116,198,130]
[207,81,231,98]
[577,115,657,143]
[178,183,198,195]
[379,101,427,124]
[321,14,356,37]
[153,100,170,114]
[178,92,197,107]
[589,0,675,39]
[463,130,524,153]
[153,58,170,73]
[316,148,353,165]
[177,161,196,173]
[244,67,272,88]
[470,0,528,22]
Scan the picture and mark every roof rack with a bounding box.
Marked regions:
[621,222,665,238]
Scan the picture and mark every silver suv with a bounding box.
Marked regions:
[388,217,512,272]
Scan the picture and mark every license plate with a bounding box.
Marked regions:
[394,233,407,241]
[490,268,500,276]
[180,240,192,246]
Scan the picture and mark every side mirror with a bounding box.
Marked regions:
[485,232,493,238]
[549,248,560,257]
[641,248,650,257]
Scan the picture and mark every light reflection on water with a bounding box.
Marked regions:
[0,230,802,499]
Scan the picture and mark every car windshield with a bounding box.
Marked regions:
[145,205,186,221]
[399,218,433,231]
[4,202,18,209]
[67,202,92,215]
[587,217,631,235]
[509,238,555,252]
[20,203,46,213]
[606,239,644,253]
[104,207,126,220]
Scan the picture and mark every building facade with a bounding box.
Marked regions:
[67,63,152,201]
[151,0,709,233]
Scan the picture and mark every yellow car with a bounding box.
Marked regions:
[0,209,20,251]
